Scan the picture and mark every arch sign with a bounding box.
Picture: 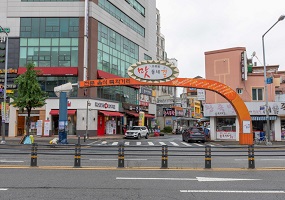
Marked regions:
[79,60,253,145]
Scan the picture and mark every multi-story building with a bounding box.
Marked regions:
[204,47,284,141]
[1,0,157,137]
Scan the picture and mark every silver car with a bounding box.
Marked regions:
[125,126,149,139]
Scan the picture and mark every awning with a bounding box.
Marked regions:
[251,116,277,121]
[126,111,139,117]
[144,114,155,118]
[99,111,124,117]
[49,109,77,115]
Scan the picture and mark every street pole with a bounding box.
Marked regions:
[262,15,284,143]
[0,26,8,144]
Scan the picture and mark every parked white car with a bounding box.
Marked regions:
[125,126,149,139]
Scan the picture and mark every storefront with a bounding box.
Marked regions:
[97,111,123,135]
[204,102,284,141]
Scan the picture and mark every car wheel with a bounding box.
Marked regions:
[145,133,149,139]
[137,134,141,140]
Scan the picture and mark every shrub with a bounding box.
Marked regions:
[163,126,173,133]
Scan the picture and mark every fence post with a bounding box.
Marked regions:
[74,144,81,168]
[248,145,255,169]
[205,145,211,169]
[30,143,38,167]
[161,145,168,169]
[118,143,125,168]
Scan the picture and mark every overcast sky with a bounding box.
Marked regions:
[156,0,285,79]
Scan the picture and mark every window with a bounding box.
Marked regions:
[236,88,243,94]
[252,88,263,101]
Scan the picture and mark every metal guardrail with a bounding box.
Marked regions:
[0,143,285,169]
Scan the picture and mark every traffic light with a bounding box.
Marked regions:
[0,40,5,64]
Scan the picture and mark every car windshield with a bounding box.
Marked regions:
[131,127,141,130]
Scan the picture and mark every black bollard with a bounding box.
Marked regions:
[118,144,125,168]
[161,145,168,169]
[205,145,211,169]
[248,145,255,169]
[74,144,81,168]
[30,143,38,167]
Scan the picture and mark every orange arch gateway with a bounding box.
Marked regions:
[79,77,253,145]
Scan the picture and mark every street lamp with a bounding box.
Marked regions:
[0,26,8,144]
[262,15,285,143]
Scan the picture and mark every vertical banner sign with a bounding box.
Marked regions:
[5,103,9,123]
[1,102,4,122]
[243,120,250,133]
[37,120,43,136]
[44,120,50,136]
[139,111,145,126]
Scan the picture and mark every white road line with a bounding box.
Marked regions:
[180,190,285,194]
[195,143,203,146]
[148,142,154,145]
[0,160,24,163]
[90,159,147,161]
[124,142,130,145]
[117,177,196,181]
[159,142,166,146]
[235,158,285,161]
[0,189,8,191]
[181,142,192,146]
[112,142,118,145]
[101,141,107,145]
[170,142,179,146]
[136,142,142,145]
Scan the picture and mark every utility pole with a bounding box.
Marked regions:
[0,26,8,144]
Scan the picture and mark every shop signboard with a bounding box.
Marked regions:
[127,60,179,83]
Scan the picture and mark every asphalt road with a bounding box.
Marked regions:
[0,168,284,200]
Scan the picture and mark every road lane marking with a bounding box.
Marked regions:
[136,142,141,145]
[181,142,192,146]
[170,142,179,146]
[101,141,107,145]
[0,160,24,163]
[117,177,196,180]
[0,189,8,191]
[180,190,285,194]
[235,159,285,161]
[124,142,130,145]
[90,159,147,161]
[112,142,118,145]
[148,142,154,145]
[159,142,166,146]
[195,143,203,146]
[116,177,261,182]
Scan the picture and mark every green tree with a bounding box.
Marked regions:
[9,63,48,135]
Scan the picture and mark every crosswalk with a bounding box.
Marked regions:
[88,140,219,147]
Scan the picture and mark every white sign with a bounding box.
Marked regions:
[94,100,119,111]
[197,89,205,101]
[216,131,236,140]
[204,102,285,116]
[243,120,250,133]
[44,120,50,136]
[128,60,179,83]
[37,120,43,136]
